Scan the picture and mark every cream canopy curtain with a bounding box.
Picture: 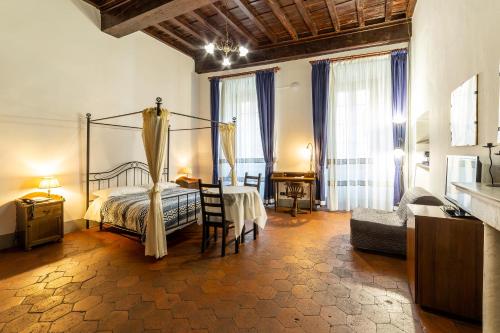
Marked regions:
[142,107,170,259]
[219,123,237,185]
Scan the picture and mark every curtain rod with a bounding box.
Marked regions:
[309,48,408,65]
[92,97,230,124]
[208,66,280,81]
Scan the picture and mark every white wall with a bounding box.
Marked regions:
[195,43,408,182]
[0,0,197,237]
[410,0,500,195]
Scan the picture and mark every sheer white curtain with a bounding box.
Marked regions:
[327,55,394,211]
[220,76,265,188]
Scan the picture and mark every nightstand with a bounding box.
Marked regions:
[16,193,64,250]
[176,176,200,189]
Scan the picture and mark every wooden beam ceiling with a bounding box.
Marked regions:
[195,20,412,73]
[326,0,341,32]
[355,0,365,27]
[83,0,416,73]
[211,2,259,46]
[406,0,417,17]
[155,23,196,51]
[385,0,394,22]
[264,0,299,40]
[294,0,318,36]
[190,10,225,40]
[171,17,206,43]
[101,0,216,37]
[232,0,277,43]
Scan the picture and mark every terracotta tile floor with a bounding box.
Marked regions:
[0,210,481,333]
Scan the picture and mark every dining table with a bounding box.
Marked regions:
[206,185,267,239]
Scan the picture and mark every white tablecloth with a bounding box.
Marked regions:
[207,186,267,237]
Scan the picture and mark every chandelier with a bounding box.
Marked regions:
[204,1,249,67]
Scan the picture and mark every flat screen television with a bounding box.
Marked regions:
[444,155,481,214]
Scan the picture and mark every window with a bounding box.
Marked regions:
[219,76,265,192]
[327,56,395,211]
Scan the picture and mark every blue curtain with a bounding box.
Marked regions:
[391,50,408,205]
[311,60,330,203]
[210,77,220,183]
[255,70,275,202]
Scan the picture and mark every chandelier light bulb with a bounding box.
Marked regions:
[239,46,249,57]
[222,57,231,67]
[204,43,215,55]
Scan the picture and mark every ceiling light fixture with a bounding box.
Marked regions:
[204,0,249,67]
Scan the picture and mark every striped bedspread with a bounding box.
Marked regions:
[100,187,201,239]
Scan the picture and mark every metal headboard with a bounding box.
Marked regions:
[88,161,168,193]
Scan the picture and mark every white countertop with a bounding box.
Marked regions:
[453,182,500,204]
[453,182,500,232]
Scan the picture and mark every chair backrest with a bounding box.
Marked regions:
[285,182,305,198]
[198,180,226,223]
[244,172,262,191]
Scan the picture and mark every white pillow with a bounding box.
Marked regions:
[143,182,180,191]
[92,186,147,200]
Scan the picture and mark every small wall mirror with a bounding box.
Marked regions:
[450,74,478,146]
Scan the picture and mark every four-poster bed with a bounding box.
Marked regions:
[84,97,235,256]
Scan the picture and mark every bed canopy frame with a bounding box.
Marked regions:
[85,97,235,229]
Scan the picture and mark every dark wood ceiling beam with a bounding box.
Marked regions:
[190,11,226,40]
[143,26,195,57]
[264,0,298,40]
[355,0,365,27]
[156,23,197,49]
[294,0,318,35]
[385,0,394,21]
[195,20,412,73]
[101,0,216,37]
[211,2,259,46]
[406,0,417,17]
[172,17,207,42]
[325,0,341,31]
[233,0,277,43]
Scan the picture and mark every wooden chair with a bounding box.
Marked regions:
[198,180,239,257]
[285,181,306,217]
[241,172,262,243]
[243,172,262,191]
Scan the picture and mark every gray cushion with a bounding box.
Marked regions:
[396,187,442,221]
[351,208,404,227]
[350,187,442,256]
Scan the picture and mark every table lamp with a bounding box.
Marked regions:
[179,167,192,178]
[39,176,61,197]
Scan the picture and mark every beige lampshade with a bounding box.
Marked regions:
[179,167,193,175]
[39,177,61,189]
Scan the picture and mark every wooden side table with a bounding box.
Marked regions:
[407,204,483,321]
[15,193,64,250]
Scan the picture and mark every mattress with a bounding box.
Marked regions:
[84,187,201,238]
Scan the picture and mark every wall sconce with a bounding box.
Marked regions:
[306,143,313,172]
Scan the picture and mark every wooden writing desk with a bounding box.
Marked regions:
[271,172,316,213]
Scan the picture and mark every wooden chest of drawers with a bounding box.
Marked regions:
[407,204,483,321]
[16,195,64,250]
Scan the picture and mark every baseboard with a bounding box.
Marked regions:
[0,233,16,250]
[64,219,91,234]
